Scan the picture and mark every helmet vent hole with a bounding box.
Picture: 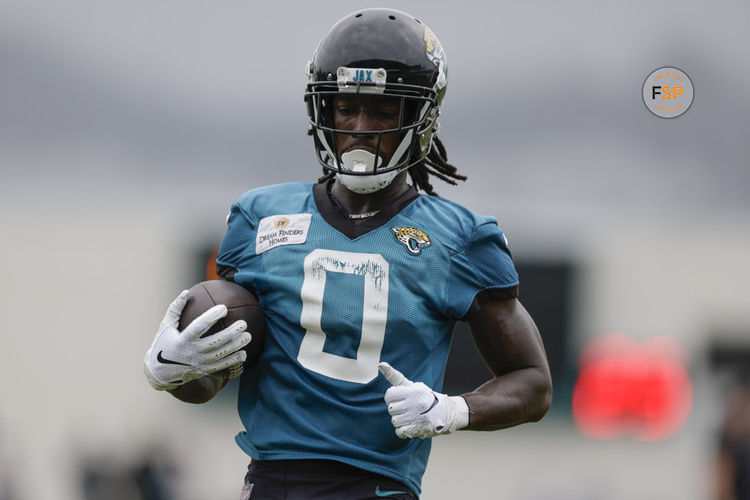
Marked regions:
[414,18,421,23]
[355,13,362,18]
[388,15,396,20]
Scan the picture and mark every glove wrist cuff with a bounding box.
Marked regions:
[448,395,470,432]
[147,378,180,391]
[143,364,181,391]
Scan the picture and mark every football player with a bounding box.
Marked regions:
[144,8,552,499]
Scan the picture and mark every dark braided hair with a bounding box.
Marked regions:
[315,136,466,196]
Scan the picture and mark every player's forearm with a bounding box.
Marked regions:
[168,373,229,404]
[461,296,552,430]
[461,366,552,431]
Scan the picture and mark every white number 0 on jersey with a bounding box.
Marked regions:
[298,249,388,383]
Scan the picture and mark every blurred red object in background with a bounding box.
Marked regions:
[572,333,692,441]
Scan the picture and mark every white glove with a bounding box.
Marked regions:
[144,290,252,391]
[379,362,469,439]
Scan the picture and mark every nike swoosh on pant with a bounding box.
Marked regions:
[375,486,407,497]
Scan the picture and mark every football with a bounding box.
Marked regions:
[178,280,266,368]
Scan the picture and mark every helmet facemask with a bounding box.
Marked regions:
[306,75,439,193]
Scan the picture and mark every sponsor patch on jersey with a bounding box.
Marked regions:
[256,213,312,254]
[391,226,431,255]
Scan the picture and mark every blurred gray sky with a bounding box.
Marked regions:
[1,0,749,229]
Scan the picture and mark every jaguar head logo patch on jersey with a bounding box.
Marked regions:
[392,226,431,255]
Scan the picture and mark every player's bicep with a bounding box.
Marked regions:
[464,293,549,377]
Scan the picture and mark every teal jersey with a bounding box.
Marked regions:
[216,181,518,496]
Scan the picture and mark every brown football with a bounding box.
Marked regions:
[178,280,265,367]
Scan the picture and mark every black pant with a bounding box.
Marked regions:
[241,459,418,500]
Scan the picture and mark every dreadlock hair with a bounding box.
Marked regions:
[314,136,467,196]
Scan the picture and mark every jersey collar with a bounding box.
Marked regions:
[312,178,420,240]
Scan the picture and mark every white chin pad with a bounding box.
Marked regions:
[337,149,397,193]
[340,149,383,173]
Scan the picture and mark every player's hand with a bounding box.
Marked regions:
[378,362,469,439]
[143,290,252,391]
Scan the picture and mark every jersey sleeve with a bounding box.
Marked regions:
[445,220,519,319]
[216,200,257,272]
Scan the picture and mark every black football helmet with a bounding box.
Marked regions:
[304,8,448,193]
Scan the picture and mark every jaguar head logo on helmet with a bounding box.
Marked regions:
[304,8,449,194]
